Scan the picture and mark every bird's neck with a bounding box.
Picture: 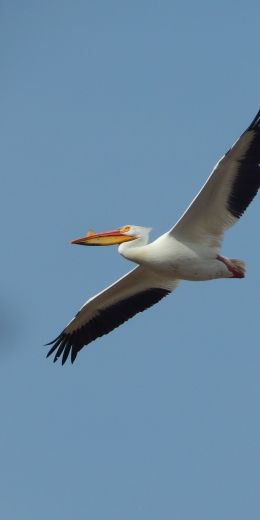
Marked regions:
[118,238,148,264]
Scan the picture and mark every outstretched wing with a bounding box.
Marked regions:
[46,266,178,365]
[170,109,260,249]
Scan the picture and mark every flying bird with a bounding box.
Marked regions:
[47,109,260,365]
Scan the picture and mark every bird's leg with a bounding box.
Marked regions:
[216,255,245,278]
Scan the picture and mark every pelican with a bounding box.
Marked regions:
[47,109,260,365]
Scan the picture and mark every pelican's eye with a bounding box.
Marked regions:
[120,226,131,233]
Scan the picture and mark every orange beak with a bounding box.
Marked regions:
[70,228,136,246]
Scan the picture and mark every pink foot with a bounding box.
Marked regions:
[217,255,245,278]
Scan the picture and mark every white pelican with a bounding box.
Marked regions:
[47,109,260,364]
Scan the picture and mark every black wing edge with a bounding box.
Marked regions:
[246,109,260,131]
[45,288,171,365]
[227,108,260,219]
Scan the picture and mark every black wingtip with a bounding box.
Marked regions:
[45,334,63,347]
[71,348,78,364]
[45,332,79,365]
[61,343,71,365]
[46,341,60,358]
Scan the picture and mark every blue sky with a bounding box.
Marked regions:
[1,1,260,519]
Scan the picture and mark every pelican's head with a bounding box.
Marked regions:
[70,225,152,247]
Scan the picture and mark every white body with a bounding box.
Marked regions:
[119,233,232,281]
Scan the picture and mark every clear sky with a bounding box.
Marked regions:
[1,1,260,519]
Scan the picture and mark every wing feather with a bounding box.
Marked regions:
[170,109,260,249]
[46,266,178,364]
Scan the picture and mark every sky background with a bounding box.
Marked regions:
[1,1,260,519]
